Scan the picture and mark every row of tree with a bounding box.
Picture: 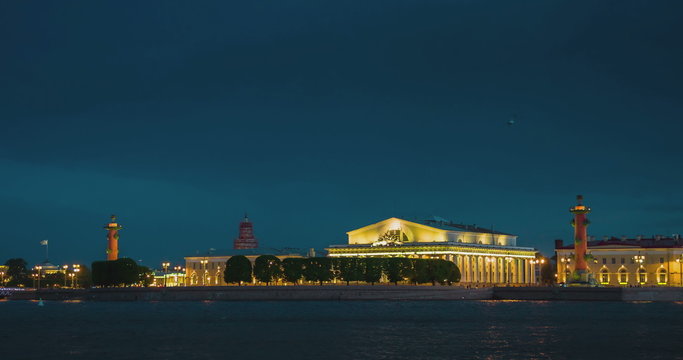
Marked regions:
[91,258,153,287]
[224,256,461,286]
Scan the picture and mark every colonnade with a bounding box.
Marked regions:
[443,254,536,284]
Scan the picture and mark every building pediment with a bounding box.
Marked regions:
[346,217,517,246]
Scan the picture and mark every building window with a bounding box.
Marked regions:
[599,268,609,284]
[660,258,664,264]
[618,268,628,284]
[657,268,667,284]
[637,268,647,284]
[620,258,625,264]
[611,258,616,264]
[602,258,606,264]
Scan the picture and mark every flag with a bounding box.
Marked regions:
[40,240,48,246]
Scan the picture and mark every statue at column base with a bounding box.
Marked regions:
[568,269,598,287]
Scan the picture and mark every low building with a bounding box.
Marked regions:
[326,217,538,284]
[555,236,683,286]
[184,248,308,286]
[150,271,186,287]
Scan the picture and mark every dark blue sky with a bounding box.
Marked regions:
[2,1,682,268]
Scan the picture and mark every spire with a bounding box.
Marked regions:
[234,214,258,249]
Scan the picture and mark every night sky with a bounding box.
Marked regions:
[2,1,682,268]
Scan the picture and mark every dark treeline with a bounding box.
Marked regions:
[224,256,461,286]
[91,258,153,287]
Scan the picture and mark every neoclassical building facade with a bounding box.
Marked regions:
[184,248,306,286]
[555,236,683,286]
[327,217,539,284]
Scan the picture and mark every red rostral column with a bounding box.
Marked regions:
[569,195,591,282]
[233,214,258,249]
[104,215,123,260]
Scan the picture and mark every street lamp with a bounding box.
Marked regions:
[173,266,182,287]
[69,273,75,287]
[162,262,170,287]
[62,265,69,287]
[73,264,80,288]
[35,266,42,289]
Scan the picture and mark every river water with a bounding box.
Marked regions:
[1,300,681,359]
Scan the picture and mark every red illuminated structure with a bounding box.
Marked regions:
[233,214,258,249]
[104,215,123,260]
[569,195,591,283]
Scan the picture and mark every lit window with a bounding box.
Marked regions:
[618,268,628,284]
[657,269,667,284]
[599,268,609,284]
[637,268,646,284]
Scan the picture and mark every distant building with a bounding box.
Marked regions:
[326,217,538,284]
[233,214,258,249]
[0,265,8,286]
[184,248,309,286]
[555,236,683,286]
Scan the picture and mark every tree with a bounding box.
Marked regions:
[541,260,555,285]
[303,257,332,285]
[384,258,411,285]
[224,255,252,286]
[336,257,363,285]
[411,258,430,284]
[76,265,92,288]
[91,258,142,287]
[363,258,383,285]
[4,258,30,287]
[444,261,461,285]
[282,258,304,284]
[253,255,282,285]
[92,260,111,287]
[137,265,153,287]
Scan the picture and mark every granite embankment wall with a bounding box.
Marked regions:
[8,286,492,301]
[493,286,683,301]
[7,286,683,301]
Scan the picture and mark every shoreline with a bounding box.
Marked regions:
[5,286,683,302]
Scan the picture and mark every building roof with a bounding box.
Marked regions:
[418,217,514,236]
[185,247,319,258]
[556,236,683,250]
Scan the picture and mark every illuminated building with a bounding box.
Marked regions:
[151,271,186,287]
[234,214,258,249]
[184,248,306,286]
[556,196,683,286]
[556,236,683,286]
[104,215,123,261]
[326,217,538,284]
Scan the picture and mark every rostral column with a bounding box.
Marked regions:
[569,195,590,283]
[104,215,123,260]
